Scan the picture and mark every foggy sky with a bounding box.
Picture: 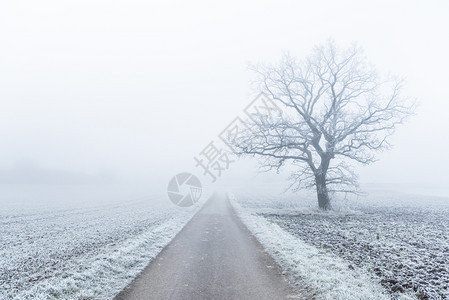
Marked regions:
[1,0,448,188]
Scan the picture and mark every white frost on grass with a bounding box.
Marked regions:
[230,193,398,300]
[230,183,449,299]
[8,213,197,300]
[0,184,207,300]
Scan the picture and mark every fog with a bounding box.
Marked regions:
[1,0,448,199]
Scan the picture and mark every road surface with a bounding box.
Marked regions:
[115,193,302,300]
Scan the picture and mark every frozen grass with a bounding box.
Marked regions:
[229,183,449,300]
[230,195,397,300]
[0,184,204,299]
[262,206,449,299]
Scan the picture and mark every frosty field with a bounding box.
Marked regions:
[231,184,449,300]
[0,184,202,299]
[2,182,448,300]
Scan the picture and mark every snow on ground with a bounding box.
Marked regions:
[230,183,449,300]
[0,184,205,299]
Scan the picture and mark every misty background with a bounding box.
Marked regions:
[1,0,448,205]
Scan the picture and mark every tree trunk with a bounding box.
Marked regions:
[315,173,330,210]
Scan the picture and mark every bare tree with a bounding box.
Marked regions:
[232,41,414,210]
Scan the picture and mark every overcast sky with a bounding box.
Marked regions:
[1,0,448,189]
